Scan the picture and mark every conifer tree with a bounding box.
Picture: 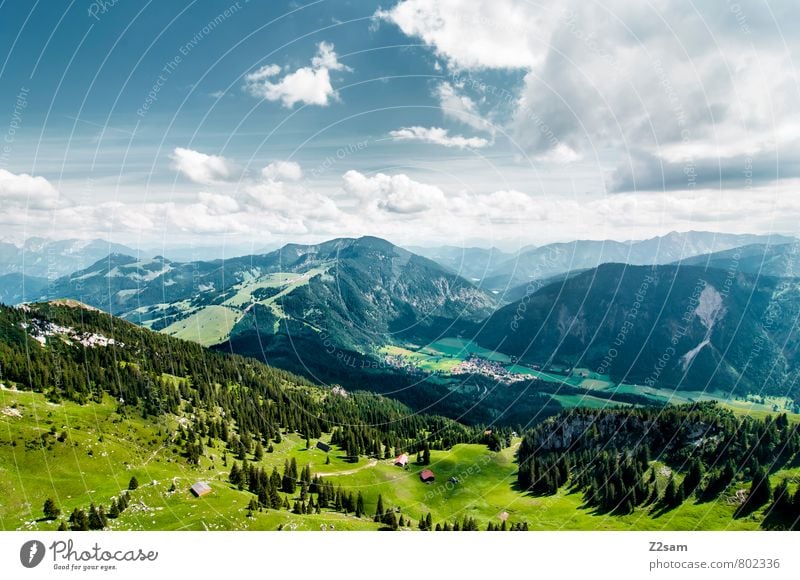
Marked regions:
[356,492,365,518]
[43,498,60,520]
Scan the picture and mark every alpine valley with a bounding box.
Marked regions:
[2,232,800,532]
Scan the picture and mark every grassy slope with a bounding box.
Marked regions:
[4,388,793,531]
[161,305,240,347]
[158,268,331,345]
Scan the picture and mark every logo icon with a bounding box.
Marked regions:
[20,540,46,568]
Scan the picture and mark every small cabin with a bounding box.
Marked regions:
[420,469,435,483]
[190,482,212,497]
[394,453,409,467]
[316,441,331,453]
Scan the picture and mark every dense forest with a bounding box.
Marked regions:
[0,303,483,466]
[516,403,800,529]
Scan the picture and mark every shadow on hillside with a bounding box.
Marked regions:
[759,505,800,530]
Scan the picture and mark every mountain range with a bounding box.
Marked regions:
[474,231,797,295]
[475,262,800,398]
[676,242,800,278]
[0,237,138,278]
[4,231,800,407]
[33,237,494,378]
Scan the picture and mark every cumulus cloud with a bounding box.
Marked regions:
[244,42,352,107]
[243,179,344,234]
[380,0,800,192]
[375,0,549,69]
[448,189,543,224]
[196,192,240,215]
[0,169,61,209]
[389,126,490,149]
[342,170,447,214]
[261,160,303,182]
[170,147,236,185]
[435,82,494,134]
[157,202,245,235]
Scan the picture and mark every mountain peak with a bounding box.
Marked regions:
[352,236,399,252]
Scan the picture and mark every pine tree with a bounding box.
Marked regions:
[744,468,772,511]
[229,462,242,486]
[282,459,296,494]
[374,494,384,521]
[88,504,104,530]
[355,492,365,518]
[69,508,89,531]
[383,510,398,530]
[43,498,60,520]
[422,443,431,466]
[108,499,120,519]
[254,442,264,461]
[772,479,790,512]
[128,476,139,490]
[269,484,281,510]
[682,459,703,497]
[664,475,677,507]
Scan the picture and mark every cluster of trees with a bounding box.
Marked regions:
[229,458,368,519]
[486,521,529,531]
[574,449,654,514]
[766,478,800,529]
[0,304,485,479]
[48,490,132,531]
[516,403,800,523]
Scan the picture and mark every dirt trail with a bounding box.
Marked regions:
[317,458,377,477]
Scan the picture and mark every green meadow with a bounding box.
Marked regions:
[3,387,792,532]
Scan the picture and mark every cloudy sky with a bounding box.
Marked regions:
[0,0,798,253]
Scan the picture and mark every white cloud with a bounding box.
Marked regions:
[197,192,240,215]
[165,202,248,235]
[534,143,581,164]
[261,161,303,182]
[375,0,549,69]
[244,42,352,108]
[449,189,542,223]
[435,82,493,134]
[245,64,281,82]
[342,170,446,214]
[311,41,350,72]
[381,0,800,192]
[170,147,236,185]
[0,169,61,209]
[389,126,490,149]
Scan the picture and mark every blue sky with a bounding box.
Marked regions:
[1,0,798,252]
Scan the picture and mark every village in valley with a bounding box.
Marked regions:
[381,339,537,385]
[451,356,529,384]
